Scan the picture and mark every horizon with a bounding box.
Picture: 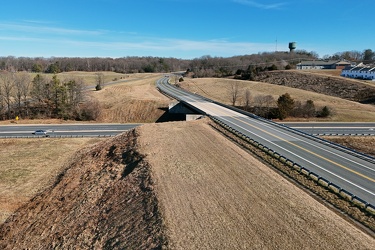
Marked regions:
[1,0,374,59]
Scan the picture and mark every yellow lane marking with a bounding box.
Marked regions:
[210,104,375,183]
[160,80,374,182]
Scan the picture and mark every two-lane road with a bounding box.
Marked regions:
[157,77,375,206]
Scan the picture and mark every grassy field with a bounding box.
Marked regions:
[0,73,170,222]
[179,77,375,122]
[27,71,156,87]
[0,138,104,223]
[302,69,375,87]
[1,71,375,226]
[88,73,170,123]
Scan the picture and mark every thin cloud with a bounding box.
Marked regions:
[63,37,276,57]
[0,36,44,42]
[0,30,275,58]
[0,22,103,36]
[233,0,286,9]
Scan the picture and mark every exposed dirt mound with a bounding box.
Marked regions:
[0,130,166,249]
[255,70,375,104]
[1,120,374,249]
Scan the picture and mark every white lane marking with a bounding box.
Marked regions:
[170,82,375,174]
[240,116,375,173]
[215,115,375,197]
[159,80,375,196]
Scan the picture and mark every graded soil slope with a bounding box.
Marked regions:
[138,120,374,249]
[0,130,166,249]
[1,120,374,249]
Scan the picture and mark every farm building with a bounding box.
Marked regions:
[296,60,351,70]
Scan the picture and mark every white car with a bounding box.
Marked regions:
[32,130,50,137]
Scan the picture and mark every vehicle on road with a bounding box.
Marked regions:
[32,130,50,137]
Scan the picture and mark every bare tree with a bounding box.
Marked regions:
[31,74,52,117]
[229,82,240,106]
[95,72,104,90]
[264,95,275,116]
[243,88,252,111]
[0,79,4,119]
[253,94,275,117]
[0,72,15,119]
[65,77,84,107]
[31,74,47,103]
[14,72,31,117]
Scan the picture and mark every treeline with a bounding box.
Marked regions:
[0,72,99,120]
[324,49,375,63]
[0,50,317,75]
[244,92,331,120]
[228,83,330,120]
[186,50,317,78]
[0,56,190,74]
[0,49,369,121]
[0,49,373,77]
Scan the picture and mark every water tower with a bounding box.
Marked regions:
[289,42,297,53]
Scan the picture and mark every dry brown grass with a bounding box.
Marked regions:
[299,69,375,87]
[322,136,375,157]
[303,69,343,77]
[180,77,375,122]
[27,71,157,87]
[0,73,171,222]
[138,119,375,249]
[1,72,375,247]
[87,74,170,123]
[0,138,104,223]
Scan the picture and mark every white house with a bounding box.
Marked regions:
[341,63,375,80]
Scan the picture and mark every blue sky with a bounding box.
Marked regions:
[0,0,374,59]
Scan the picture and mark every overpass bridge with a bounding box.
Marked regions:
[156,76,375,210]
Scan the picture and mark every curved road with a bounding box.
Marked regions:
[157,77,375,206]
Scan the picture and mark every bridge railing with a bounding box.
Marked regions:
[164,80,375,164]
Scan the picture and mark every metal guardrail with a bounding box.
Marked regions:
[210,116,375,214]
[314,133,374,136]
[177,85,375,164]
[157,79,375,212]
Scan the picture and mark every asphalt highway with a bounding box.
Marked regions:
[157,77,375,206]
[282,122,375,136]
[1,123,374,138]
[0,124,139,138]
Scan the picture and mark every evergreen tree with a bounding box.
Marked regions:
[277,93,294,120]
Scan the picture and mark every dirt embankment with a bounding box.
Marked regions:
[1,120,374,249]
[0,130,166,249]
[254,70,375,104]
